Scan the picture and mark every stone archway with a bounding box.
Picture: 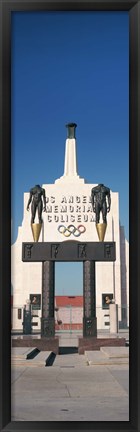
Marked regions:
[22,240,116,339]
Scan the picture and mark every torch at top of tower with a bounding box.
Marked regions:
[66,123,77,139]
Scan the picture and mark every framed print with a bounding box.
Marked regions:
[102,294,114,309]
[0,0,140,431]
[30,294,41,310]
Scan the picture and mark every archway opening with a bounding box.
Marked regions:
[55,262,83,335]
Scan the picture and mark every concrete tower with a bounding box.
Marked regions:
[55,123,85,184]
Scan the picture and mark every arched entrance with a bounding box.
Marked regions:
[22,240,116,339]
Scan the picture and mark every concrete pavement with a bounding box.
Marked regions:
[11,339,129,422]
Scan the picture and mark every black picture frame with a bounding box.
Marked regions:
[30,294,41,310]
[102,293,114,309]
[0,0,140,431]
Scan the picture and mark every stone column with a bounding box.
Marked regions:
[109,303,118,334]
[41,261,55,337]
[83,260,97,337]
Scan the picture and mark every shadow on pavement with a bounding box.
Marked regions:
[59,347,78,355]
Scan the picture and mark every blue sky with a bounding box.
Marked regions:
[11,11,129,295]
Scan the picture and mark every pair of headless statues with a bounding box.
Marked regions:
[27,183,111,224]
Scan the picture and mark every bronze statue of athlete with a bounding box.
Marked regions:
[91,183,111,224]
[27,184,46,224]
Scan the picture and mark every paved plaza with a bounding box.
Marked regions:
[11,331,129,422]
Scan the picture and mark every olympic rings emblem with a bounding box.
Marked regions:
[58,224,86,237]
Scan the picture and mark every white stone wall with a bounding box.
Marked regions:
[120,226,129,327]
[125,239,129,326]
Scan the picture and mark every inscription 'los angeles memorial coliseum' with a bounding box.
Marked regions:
[45,195,95,223]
